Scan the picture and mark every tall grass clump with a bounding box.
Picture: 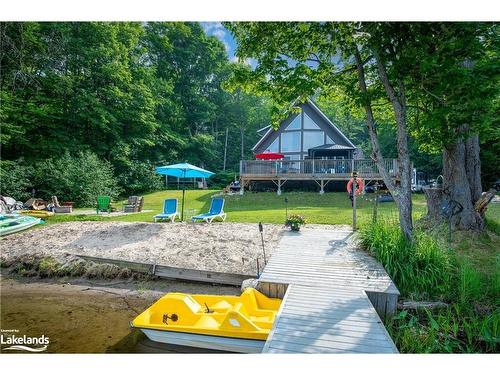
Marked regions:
[360,219,452,299]
[388,306,499,353]
[456,260,483,307]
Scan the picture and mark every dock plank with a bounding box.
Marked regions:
[260,228,399,354]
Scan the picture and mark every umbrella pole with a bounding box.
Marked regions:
[181,169,186,222]
[181,187,185,222]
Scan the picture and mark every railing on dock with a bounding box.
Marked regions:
[240,159,398,179]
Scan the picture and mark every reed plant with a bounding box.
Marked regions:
[361,216,499,353]
[359,219,452,299]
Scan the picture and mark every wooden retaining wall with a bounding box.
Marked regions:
[76,255,254,286]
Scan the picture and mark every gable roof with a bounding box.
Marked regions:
[309,143,355,150]
[252,98,356,152]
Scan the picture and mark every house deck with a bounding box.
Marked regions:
[240,158,399,193]
[258,228,400,354]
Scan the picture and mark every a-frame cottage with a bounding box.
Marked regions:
[239,99,399,194]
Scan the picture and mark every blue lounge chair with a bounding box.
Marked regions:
[154,199,179,223]
[191,198,226,223]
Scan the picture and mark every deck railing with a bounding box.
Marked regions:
[240,159,398,179]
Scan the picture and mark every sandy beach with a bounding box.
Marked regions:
[1,222,284,275]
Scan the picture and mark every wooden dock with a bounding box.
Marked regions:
[258,228,400,353]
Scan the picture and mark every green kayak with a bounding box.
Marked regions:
[0,214,42,236]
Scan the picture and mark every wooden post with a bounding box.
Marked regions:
[352,171,358,231]
[239,161,244,195]
[240,179,245,195]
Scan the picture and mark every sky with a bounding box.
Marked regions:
[200,22,238,60]
[200,22,257,67]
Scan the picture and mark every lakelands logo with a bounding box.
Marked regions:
[1,329,49,352]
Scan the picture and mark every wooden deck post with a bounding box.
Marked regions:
[240,179,245,195]
[277,179,282,195]
[239,161,245,195]
[352,172,357,231]
[319,180,325,194]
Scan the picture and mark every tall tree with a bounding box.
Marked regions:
[403,23,499,230]
[1,21,272,196]
[225,22,416,239]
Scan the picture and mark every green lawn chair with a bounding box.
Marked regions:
[96,196,112,214]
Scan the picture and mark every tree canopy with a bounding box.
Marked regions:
[0,22,271,197]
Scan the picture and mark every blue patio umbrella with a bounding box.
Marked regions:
[156,162,215,221]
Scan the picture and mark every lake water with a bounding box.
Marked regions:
[0,277,229,353]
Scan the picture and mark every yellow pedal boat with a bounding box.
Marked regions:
[131,288,282,353]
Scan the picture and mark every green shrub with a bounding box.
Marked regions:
[38,257,60,278]
[117,160,163,195]
[32,151,121,207]
[388,307,499,353]
[207,170,238,189]
[360,219,452,298]
[0,159,32,201]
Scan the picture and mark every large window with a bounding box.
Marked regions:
[281,131,301,152]
[326,135,335,144]
[303,112,321,130]
[268,137,279,152]
[283,154,301,171]
[285,114,301,130]
[303,131,325,151]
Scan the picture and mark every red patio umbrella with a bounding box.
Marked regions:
[255,152,284,160]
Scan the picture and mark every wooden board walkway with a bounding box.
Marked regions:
[258,228,400,354]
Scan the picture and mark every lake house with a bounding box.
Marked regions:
[239,99,399,194]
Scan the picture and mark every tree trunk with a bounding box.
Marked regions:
[440,130,484,230]
[423,187,444,221]
[223,127,228,171]
[424,122,491,231]
[240,127,245,160]
[372,47,414,240]
[355,46,414,240]
[475,189,497,215]
[465,133,482,203]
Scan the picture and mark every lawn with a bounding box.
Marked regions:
[23,188,500,353]
[47,189,430,227]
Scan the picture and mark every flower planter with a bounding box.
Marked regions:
[285,214,306,232]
